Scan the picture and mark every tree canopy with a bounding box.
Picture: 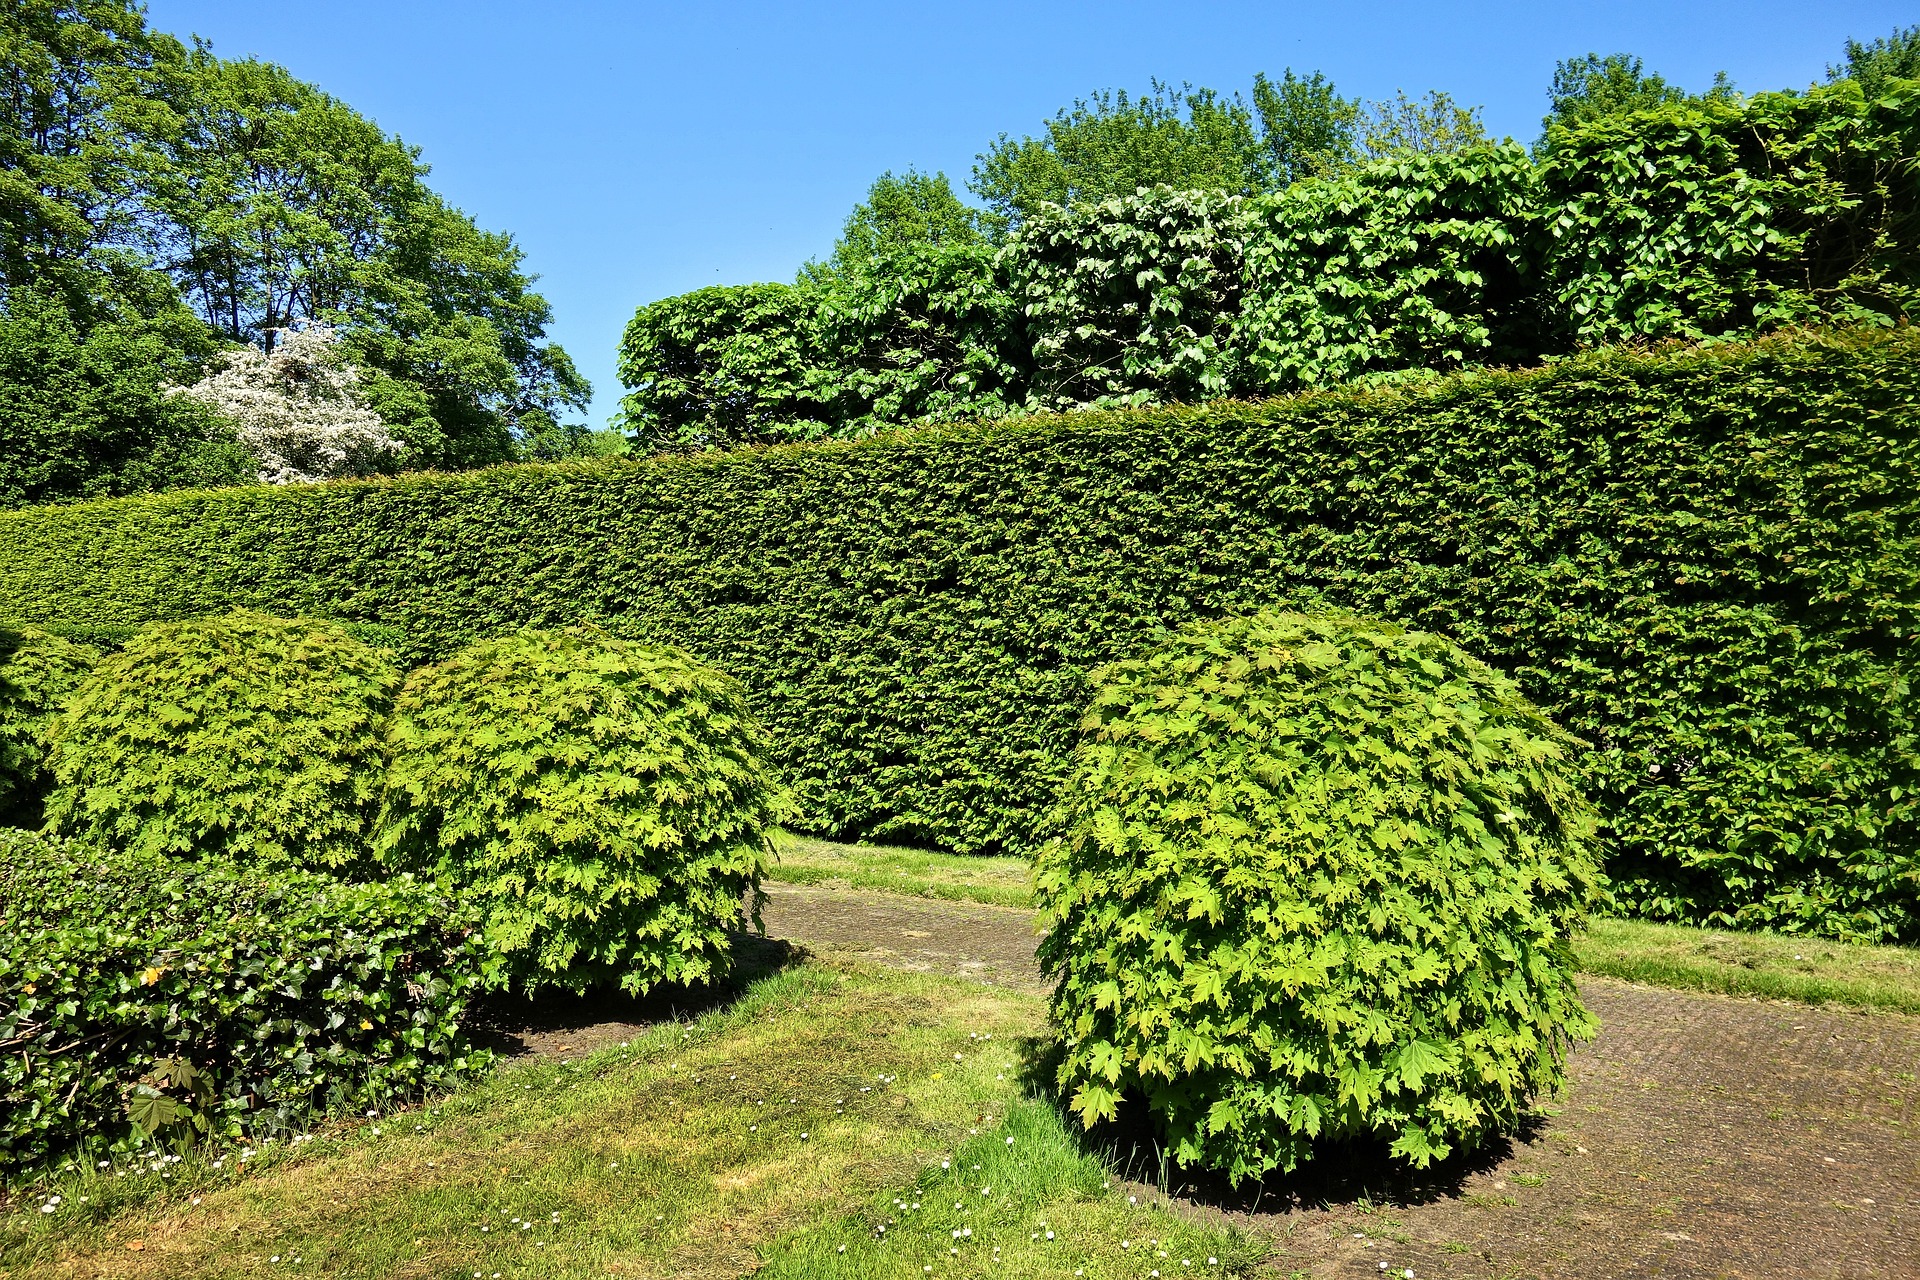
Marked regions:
[799,169,983,285]
[0,0,590,508]
[1540,53,1735,142]
[1831,25,1920,95]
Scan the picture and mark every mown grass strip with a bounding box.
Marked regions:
[1,960,1258,1280]
[770,835,1033,909]
[773,837,1920,1016]
[1575,916,1920,1015]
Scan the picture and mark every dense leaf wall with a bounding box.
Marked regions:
[619,80,1920,445]
[2,329,1916,938]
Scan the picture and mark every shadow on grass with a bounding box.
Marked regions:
[466,931,804,1060]
[1013,1033,1539,1217]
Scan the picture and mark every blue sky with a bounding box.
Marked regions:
[142,0,1916,427]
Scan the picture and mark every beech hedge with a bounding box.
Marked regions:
[0,830,494,1173]
[0,328,1916,939]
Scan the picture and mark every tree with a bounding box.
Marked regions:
[970,80,1267,234]
[1540,53,1736,144]
[1830,25,1920,95]
[801,169,983,284]
[0,0,162,306]
[0,4,591,498]
[1354,90,1489,160]
[966,73,1485,235]
[1250,69,1360,185]
[169,323,400,485]
[0,286,251,508]
[135,50,589,469]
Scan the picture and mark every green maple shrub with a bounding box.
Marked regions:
[42,611,399,869]
[1036,610,1603,1183]
[0,829,494,1174]
[374,628,782,995]
[0,626,99,827]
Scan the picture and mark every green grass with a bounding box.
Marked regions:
[1575,915,1920,1015]
[773,836,1920,1016]
[2,959,1261,1280]
[769,835,1033,909]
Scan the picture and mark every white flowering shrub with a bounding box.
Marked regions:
[172,324,401,484]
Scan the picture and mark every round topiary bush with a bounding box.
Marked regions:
[1036,609,1603,1184]
[373,627,783,995]
[0,626,100,827]
[43,610,399,868]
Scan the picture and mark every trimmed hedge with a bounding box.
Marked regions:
[42,611,400,870]
[375,628,779,995]
[1037,610,1601,1180]
[1,328,1916,938]
[0,626,99,827]
[0,829,494,1173]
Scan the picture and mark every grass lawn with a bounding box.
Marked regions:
[1,958,1263,1280]
[769,835,1920,1015]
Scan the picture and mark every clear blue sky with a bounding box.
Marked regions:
[142,0,1916,428]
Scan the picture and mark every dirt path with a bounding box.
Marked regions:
[762,882,1920,1280]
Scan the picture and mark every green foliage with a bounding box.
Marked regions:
[811,242,1029,430]
[1535,79,1920,345]
[0,828,493,1174]
[1540,53,1695,139]
[42,610,399,870]
[1235,144,1538,391]
[373,628,781,996]
[1249,69,1360,186]
[1036,610,1601,1181]
[1830,24,1920,96]
[3,330,1917,940]
[617,283,826,453]
[1351,90,1489,161]
[0,625,98,826]
[0,2,589,486]
[970,79,1273,236]
[1010,187,1248,409]
[621,81,1919,444]
[0,287,254,509]
[800,169,984,284]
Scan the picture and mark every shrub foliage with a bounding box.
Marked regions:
[1036,611,1602,1181]
[0,829,493,1173]
[0,626,99,826]
[374,628,780,995]
[619,79,1918,440]
[43,610,399,869]
[1,330,1916,939]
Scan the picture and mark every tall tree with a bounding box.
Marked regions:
[1250,69,1360,186]
[1829,25,1920,95]
[800,168,982,284]
[0,0,149,300]
[135,50,588,467]
[0,3,591,503]
[1540,53,1735,144]
[967,73,1486,235]
[1354,90,1489,160]
[970,80,1267,234]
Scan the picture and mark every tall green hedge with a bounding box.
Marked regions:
[1,328,1917,939]
[618,79,1920,445]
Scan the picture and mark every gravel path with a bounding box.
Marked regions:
[762,882,1920,1280]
